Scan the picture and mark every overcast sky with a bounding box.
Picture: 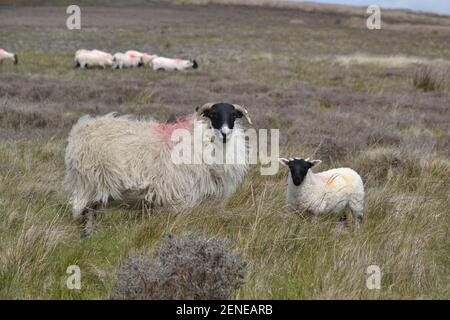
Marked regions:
[292,0,450,15]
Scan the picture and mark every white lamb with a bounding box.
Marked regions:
[152,56,198,71]
[112,52,143,69]
[280,157,364,228]
[0,48,18,65]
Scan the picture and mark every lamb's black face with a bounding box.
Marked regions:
[202,103,243,143]
[288,159,313,186]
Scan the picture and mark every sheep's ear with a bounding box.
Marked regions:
[310,160,322,167]
[279,158,290,167]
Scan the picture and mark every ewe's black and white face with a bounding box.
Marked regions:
[199,103,244,143]
[280,158,322,186]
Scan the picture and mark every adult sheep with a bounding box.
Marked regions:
[152,56,198,71]
[75,49,113,69]
[65,102,252,234]
[0,49,18,65]
[125,50,157,66]
[112,52,143,69]
[280,157,364,228]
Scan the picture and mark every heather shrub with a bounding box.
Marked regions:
[110,234,247,300]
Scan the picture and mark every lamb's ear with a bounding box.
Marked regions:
[279,158,290,167]
[310,160,322,167]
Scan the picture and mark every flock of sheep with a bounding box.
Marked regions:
[0,48,198,71]
[1,47,365,235]
[75,49,198,71]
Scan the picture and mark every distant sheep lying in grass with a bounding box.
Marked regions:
[280,157,364,228]
[0,48,18,65]
[152,56,198,71]
[75,49,113,69]
[112,52,143,69]
[65,102,252,234]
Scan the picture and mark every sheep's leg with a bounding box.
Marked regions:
[71,196,89,221]
[84,203,99,236]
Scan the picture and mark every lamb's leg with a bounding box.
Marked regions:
[350,201,364,230]
[338,213,348,229]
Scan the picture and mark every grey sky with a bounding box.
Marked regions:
[292,0,450,15]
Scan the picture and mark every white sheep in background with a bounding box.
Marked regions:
[125,50,157,66]
[75,49,113,69]
[65,102,252,234]
[0,48,18,65]
[112,52,143,69]
[279,157,364,228]
[152,56,198,71]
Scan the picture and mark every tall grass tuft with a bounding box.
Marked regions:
[412,64,449,92]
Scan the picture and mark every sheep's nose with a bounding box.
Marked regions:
[220,126,231,136]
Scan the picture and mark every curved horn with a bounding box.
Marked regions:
[232,104,253,125]
[196,102,216,116]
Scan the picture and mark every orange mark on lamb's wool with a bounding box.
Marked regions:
[325,172,353,189]
[326,173,340,186]
[158,118,192,139]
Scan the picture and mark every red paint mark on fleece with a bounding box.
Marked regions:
[158,118,192,138]
[129,53,137,59]
[174,59,183,64]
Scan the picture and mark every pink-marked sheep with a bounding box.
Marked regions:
[65,102,252,234]
[125,50,157,66]
[112,52,143,69]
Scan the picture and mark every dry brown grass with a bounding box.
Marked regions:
[411,64,450,92]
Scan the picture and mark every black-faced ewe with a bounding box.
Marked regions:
[152,56,198,71]
[65,102,252,234]
[0,48,18,65]
[280,157,364,228]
